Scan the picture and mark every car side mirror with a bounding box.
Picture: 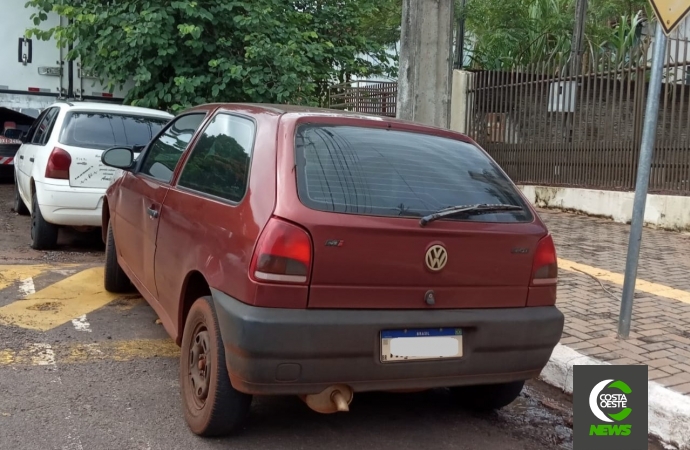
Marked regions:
[102,147,135,170]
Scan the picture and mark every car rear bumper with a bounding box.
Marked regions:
[35,180,105,227]
[212,289,564,396]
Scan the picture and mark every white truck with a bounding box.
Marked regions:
[0,0,136,176]
[0,0,136,110]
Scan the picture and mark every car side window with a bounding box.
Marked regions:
[42,109,61,144]
[23,109,49,143]
[177,113,255,203]
[139,113,205,183]
[30,107,59,145]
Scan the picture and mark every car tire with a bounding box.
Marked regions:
[104,222,132,293]
[450,380,525,411]
[30,193,58,250]
[13,178,29,216]
[180,296,252,437]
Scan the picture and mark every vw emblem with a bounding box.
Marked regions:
[425,245,448,272]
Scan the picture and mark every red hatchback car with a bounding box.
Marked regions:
[100,103,564,436]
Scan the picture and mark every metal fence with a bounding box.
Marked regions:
[325,36,690,195]
[327,80,398,117]
[465,36,690,195]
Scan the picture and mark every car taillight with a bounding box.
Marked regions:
[45,147,71,180]
[250,217,313,284]
[531,234,558,286]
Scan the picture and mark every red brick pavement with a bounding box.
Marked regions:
[539,209,690,395]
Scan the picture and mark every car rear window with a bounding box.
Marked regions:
[294,124,532,223]
[59,112,170,150]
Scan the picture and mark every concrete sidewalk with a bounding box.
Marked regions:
[541,209,690,394]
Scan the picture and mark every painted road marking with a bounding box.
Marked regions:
[27,343,56,366]
[0,343,56,367]
[19,277,35,296]
[558,258,690,305]
[0,264,53,291]
[71,314,92,332]
[0,339,178,366]
[0,267,120,331]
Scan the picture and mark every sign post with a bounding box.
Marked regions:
[618,2,690,338]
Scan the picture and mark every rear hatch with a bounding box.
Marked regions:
[58,111,170,188]
[1,107,35,164]
[290,124,547,309]
[0,137,21,163]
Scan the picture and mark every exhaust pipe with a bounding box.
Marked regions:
[301,384,353,414]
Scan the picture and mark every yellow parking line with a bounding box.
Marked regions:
[0,267,120,331]
[0,265,53,291]
[558,258,690,305]
[0,339,178,366]
[63,339,179,363]
[0,349,15,365]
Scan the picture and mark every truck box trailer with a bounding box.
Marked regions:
[0,0,135,112]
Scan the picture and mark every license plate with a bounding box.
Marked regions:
[380,328,463,362]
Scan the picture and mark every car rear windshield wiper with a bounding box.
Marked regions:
[419,203,524,227]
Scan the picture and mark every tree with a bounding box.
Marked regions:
[460,0,651,69]
[358,0,402,51]
[25,0,397,111]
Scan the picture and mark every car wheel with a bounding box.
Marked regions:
[13,178,29,216]
[180,296,252,436]
[30,193,58,250]
[450,380,525,411]
[104,222,132,293]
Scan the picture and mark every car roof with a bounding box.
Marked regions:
[51,101,173,118]
[182,103,467,138]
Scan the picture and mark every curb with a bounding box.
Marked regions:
[540,344,690,450]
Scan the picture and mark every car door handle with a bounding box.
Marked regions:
[19,155,23,160]
[29,157,34,162]
[147,207,159,219]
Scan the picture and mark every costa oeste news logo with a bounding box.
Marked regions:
[573,365,647,450]
[588,379,632,436]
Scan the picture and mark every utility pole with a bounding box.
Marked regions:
[397,0,455,128]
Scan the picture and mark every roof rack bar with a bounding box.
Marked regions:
[53,98,74,106]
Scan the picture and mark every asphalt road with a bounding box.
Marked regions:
[0,180,658,450]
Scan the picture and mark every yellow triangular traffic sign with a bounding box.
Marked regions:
[649,0,690,35]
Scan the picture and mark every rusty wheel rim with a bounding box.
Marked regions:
[188,325,211,408]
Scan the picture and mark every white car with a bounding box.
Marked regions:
[13,101,173,249]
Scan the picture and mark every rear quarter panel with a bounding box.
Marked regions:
[30,109,67,186]
[152,107,280,342]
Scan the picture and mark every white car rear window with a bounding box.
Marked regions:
[59,112,170,150]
